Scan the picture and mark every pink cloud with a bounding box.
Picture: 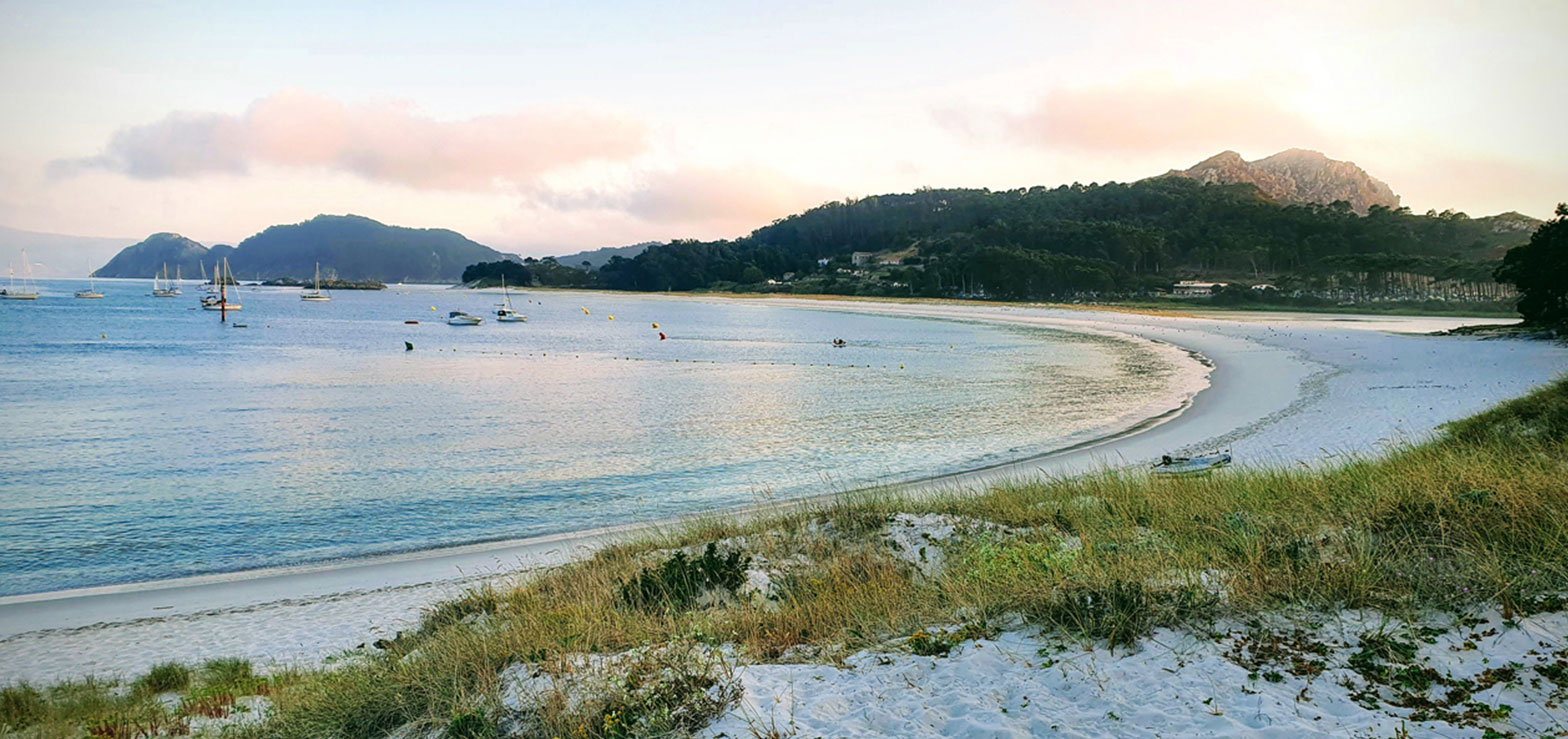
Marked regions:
[1001,80,1324,154]
[51,90,648,189]
[527,165,839,227]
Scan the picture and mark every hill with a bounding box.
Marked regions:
[548,241,660,270]
[91,233,210,280]
[589,174,1532,300]
[1159,149,1400,214]
[94,215,517,283]
[0,225,138,277]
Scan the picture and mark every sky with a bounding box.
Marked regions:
[0,0,1564,255]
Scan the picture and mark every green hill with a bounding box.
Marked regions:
[592,178,1538,299]
[93,215,517,283]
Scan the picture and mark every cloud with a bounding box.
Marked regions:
[998,79,1324,155]
[525,165,839,228]
[50,90,648,189]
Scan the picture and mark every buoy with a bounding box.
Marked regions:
[651,322,659,328]
[430,306,437,311]
[608,315,614,320]
[658,332,666,340]
[101,334,107,339]
[405,341,414,351]
[405,320,419,324]
[900,364,905,369]
[581,307,590,314]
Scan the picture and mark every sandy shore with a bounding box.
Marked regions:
[3,301,1565,684]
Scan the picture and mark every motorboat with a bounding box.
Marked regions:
[1152,451,1232,476]
[447,311,483,325]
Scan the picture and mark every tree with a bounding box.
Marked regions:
[1495,203,1568,325]
[740,265,765,283]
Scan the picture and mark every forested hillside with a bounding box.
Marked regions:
[588,178,1534,299]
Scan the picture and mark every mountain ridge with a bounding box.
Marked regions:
[1159,148,1401,215]
[92,215,519,283]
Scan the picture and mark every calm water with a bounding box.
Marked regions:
[0,279,1199,596]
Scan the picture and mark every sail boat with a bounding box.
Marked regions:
[171,265,183,295]
[201,258,241,312]
[75,263,103,299]
[200,262,219,294]
[495,274,526,322]
[301,262,331,302]
[151,263,178,297]
[3,251,40,300]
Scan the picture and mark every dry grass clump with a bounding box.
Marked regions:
[9,377,1566,738]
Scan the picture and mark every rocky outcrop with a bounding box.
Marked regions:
[1162,149,1400,214]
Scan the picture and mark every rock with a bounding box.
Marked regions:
[1159,148,1400,215]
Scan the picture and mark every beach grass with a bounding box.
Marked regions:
[4,377,1565,738]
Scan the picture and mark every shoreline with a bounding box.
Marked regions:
[4,298,1565,683]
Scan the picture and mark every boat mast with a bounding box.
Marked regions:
[220,258,228,323]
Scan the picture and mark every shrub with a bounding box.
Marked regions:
[199,657,253,687]
[133,662,191,695]
[0,683,46,729]
[618,543,750,611]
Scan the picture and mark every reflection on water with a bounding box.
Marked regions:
[0,280,1200,596]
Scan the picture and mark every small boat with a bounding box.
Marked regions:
[301,262,331,302]
[201,258,242,312]
[447,311,483,325]
[495,275,526,322]
[151,263,178,297]
[1152,451,1232,476]
[831,338,847,347]
[76,264,104,298]
[4,253,40,300]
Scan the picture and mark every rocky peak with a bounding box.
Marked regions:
[1161,149,1400,214]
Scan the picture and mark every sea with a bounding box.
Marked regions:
[0,279,1203,597]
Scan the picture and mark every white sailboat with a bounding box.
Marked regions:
[75,265,103,299]
[151,263,178,297]
[3,251,40,300]
[301,262,331,302]
[495,275,526,322]
[201,258,242,312]
[200,262,219,294]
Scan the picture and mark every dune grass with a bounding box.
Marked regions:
[4,377,1566,738]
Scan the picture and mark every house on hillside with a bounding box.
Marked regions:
[851,252,875,267]
[1171,280,1228,297]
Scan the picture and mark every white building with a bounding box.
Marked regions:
[1171,280,1228,297]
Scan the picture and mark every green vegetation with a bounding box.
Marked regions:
[571,179,1532,300]
[132,662,191,696]
[1495,202,1568,327]
[6,377,1566,737]
[461,260,533,289]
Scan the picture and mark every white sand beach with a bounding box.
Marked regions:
[2,301,1565,690]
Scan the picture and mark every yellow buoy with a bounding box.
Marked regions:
[101,334,107,339]
[430,306,437,311]
[608,315,614,320]
[651,322,659,328]
[581,307,590,314]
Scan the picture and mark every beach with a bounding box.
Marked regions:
[2,299,1564,686]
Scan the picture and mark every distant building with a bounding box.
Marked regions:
[816,258,831,266]
[851,252,875,267]
[1171,280,1228,297]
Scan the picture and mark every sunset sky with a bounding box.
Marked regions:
[1,0,1563,255]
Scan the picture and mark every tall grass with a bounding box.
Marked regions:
[7,377,1566,738]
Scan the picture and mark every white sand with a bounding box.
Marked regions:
[2,303,1564,686]
[704,609,1568,738]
